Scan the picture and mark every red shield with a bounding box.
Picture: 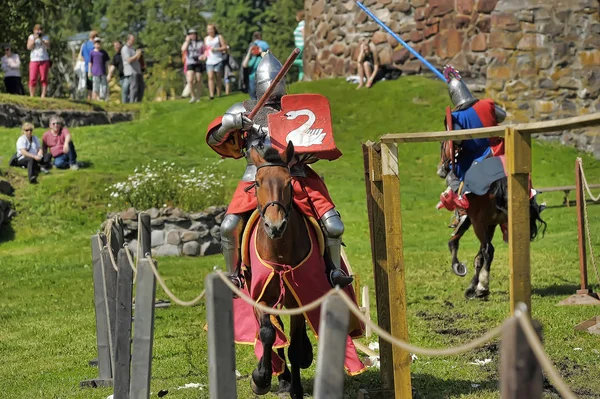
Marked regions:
[267,94,342,161]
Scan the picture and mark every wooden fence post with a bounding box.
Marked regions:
[102,239,118,374]
[380,142,412,397]
[506,127,532,314]
[313,295,350,399]
[362,141,394,389]
[500,306,543,399]
[114,249,134,399]
[81,234,113,388]
[205,273,236,399]
[130,214,156,399]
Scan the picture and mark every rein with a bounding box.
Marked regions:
[250,162,294,221]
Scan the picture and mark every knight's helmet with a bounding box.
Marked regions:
[255,51,287,103]
[443,64,474,108]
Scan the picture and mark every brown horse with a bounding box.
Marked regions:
[437,140,546,298]
[246,142,316,399]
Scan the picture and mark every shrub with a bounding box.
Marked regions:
[107,160,226,211]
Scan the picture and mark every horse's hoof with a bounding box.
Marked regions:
[475,289,490,299]
[452,262,467,277]
[251,378,271,395]
[464,287,477,299]
[290,387,304,399]
[277,380,291,393]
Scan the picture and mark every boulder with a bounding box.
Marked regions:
[151,230,165,247]
[200,240,221,256]
[156,244,181,257]
[181,231,202,242]
[183,241,201,256]
[166,230,181,246]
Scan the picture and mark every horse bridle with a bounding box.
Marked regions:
[245,162,294,221]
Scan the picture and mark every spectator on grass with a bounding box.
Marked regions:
[182,28,206,103]
[1,45,24,95]
[242,32,270,100]
[204,24,228,100]
[88,37,110,101]
[13,122,51,184]
[293,11,305,81]
[122,34,144,103]
[27,24,51,98]
[107,40,128,103]
[80,30,98,100]
[42,116,80,170]
[223,45,239,96]
[356,40,380,89]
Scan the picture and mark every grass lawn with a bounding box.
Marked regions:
[1,77,600,399]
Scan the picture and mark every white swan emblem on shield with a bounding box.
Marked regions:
[284,109,327,147]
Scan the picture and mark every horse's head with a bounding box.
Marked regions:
[438,140,454,179]
[249,141,295,240]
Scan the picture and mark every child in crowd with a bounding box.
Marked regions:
[89,37,110,100]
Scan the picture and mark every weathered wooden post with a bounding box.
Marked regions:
[361,141,394,390]
[505,127,532,314]
[81,234,113,388]
[114,248,134,399]
[313,294,350,399]
[206,273,236,399]
[500,304,543,399]
[380,141,412,397]
[130,214,156,399]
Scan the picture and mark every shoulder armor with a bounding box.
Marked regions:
[225,102,246,115]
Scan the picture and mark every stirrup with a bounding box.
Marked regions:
[228,275,245,298]
[328,269,353,289]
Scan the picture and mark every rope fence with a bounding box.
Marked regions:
[578,158,600,287]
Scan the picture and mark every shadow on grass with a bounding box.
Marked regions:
[0,220,15,243]
[533,284,580,297]
[412,373,498,399]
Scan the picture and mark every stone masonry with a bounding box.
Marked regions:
[304,0,600,157]
[103,206,225,257]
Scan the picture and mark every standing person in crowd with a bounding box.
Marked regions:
[356,39,380,89]
[121,34,144,103]
[2,45,24,95]
[26,24,51,98]
[12,122,50,184]
[107,40,128,103]
[88,38,110,101]
[80,31,98,100]
[181,28,206,103]
[242,32,269,100]
[42,116,80,170]
[293,11,305,81]
[223,45,239,96]
[204,24,228,100]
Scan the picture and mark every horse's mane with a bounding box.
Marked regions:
[262,147,285,164]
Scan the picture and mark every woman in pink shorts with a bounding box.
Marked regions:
[27,24,51,98]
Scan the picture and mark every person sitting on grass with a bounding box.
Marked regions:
[356,40,380,89]
[13,122,51,184]
[42,116,80,170]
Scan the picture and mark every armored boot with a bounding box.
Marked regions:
[220,214,246,294]
[321,209,353,288]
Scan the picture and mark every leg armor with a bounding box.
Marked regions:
[320,208,353,288]
[220,213,246,289]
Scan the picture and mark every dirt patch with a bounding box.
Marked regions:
[416,310,467,324]
[434,327,471,336]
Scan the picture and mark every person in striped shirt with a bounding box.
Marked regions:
[293,11,304,81]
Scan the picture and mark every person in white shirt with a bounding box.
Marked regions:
[1,45,24,95]
[12,122,51,184]
[204,24,228,99]
[181,28,206,103]
[27,24,51,98]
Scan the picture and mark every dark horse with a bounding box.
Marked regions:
[246,142,319,399]
[438,140,546,298]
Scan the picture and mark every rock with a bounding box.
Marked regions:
[456,0,474,14]
[400,61,421,75]
[166,230,181,246]
[391,2,411,12]
[123,220,138,230]
[373,8,391,24]
[147,208,160,219]
[331,43,346,56]
[426,0,454,18]
[557,77,581,90]
[372,32,388,45]
[517,34,546,50]
[129,239,138,254]
[476,16,491,33]
[200,240,221,256]
[378,47,393,65]
[477,0,498,13]
[454,15,471,29]
[190,222,211,237]
[579,50,600,67]
[392,48,410,64]
[0,180,14,196]
[414,7,426,21]
[210,225,221,240]
[424,24,439,38]
[183,241,200,256]
[151,230,165,247]
[487,65,512,79]
[181,231,202,242]
[121,207,137,220]
[535,100,555,114]
[151,217,166,227]
[354,10,368,24]
[412,0,427,6]
[410,30,424,43]
[539,79,555,89]
[156,244,181,257]
[489,31,522,50]
[491,13,520,32]
[160,206,174,216]
[471,34,488,52]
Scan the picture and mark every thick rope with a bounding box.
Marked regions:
[123,244,138,275]
[144,255,205,306]
[516,309,577,399]
[579,160,600,287]
[578,158,600,202]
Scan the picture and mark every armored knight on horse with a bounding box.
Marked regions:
[206,51,353,291]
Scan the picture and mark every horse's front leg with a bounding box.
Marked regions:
[475,226,496,298]
[251,302,275,395]
[288,314,312,399]
[465,249,483,299]
[448,217,471,277]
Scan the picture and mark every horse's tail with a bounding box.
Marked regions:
[490,177,547,241]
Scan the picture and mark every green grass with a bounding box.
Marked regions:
[0,92,141,113]
[1,77,600,399]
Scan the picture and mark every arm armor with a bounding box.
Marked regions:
[494,105,507,123]
[207,102,247,146]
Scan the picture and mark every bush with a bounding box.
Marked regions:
[106,160,226,211]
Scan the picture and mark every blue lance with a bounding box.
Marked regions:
[355,1,447,83]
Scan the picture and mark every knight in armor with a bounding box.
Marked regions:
[205,52,353,290]
[440,65,507,234]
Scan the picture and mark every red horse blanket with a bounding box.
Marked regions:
[232,211,367,376]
